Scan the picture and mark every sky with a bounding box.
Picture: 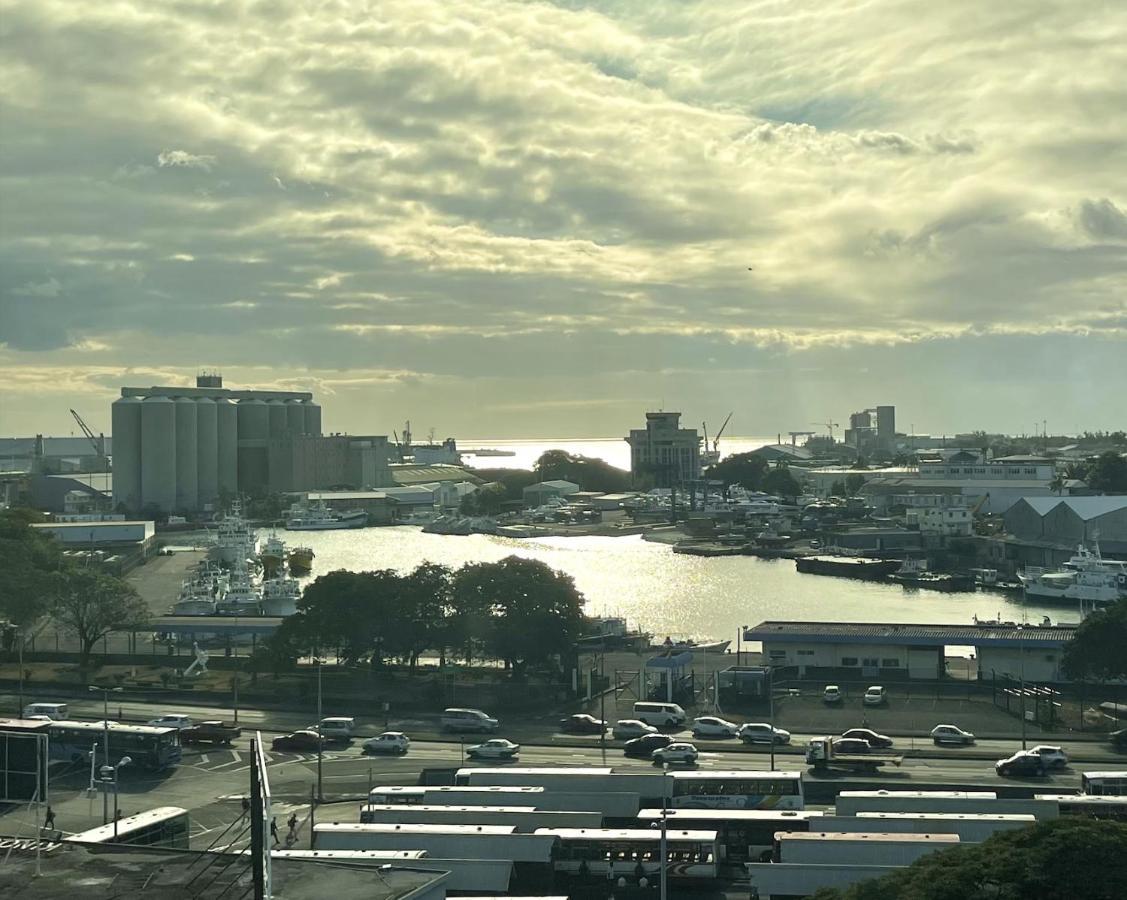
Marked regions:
[1,0,1125,440]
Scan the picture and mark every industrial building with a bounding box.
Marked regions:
[843,405,896,455]
[1004,496,1127,555]
[625,412,701,487]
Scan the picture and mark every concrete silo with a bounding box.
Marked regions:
[196,397,218,509]
[267,399,287,439]
[174,397,198,511]
[215,397,238,497]
[303,400,322,436]
[237,398,270,492]
[110,395,143,513]
[285,399,305,436]
[140,395,176,513]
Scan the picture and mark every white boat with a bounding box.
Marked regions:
[651,636,731,654]
[285,501,368,531]
[1020,544,1127,613]
[261,574,301,617]
[216,561,263,616]
[260,533,286,574]
[208,501,260,564]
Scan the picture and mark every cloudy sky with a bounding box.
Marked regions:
[2,0,1125,440]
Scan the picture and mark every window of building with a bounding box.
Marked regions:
[797,649,815,657]
[769,650,787,660]
[862,657,879,667]
[881,658,900,668]
[841,657,859,666]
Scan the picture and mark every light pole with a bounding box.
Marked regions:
[599,653,607,764]
[110,756,131,840]
[736,627,742,666]
[768,667,776,771]
[315,658,324,802]
[1018,626,1027,750]
[17,627,25,716]
[89,685,123,823]
[659,764,669,900]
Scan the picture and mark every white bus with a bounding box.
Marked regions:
[835,790,1058,818]
[841,812,1036,842]
[533,827,719,881]
[67,806,190,849]
[369,784,637,818]
[668,771,805,811]
[1037,793,1127,819]
[47,720,182,771]
[455,766,663,797]
[270,850,514,894]
[359,804,603,830]
[1081,772,1127,796]
[636,808,822,862]
[313,822,558,863]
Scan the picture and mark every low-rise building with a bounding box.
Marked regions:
[1004,496,1127,555]
[31,519,155,547]
[625,411,701,487]
[523,480,581,506]
[906,506,974,536]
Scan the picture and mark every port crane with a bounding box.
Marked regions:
[701,412,733,467]
[813,420,840,441]
[69,408,106,457]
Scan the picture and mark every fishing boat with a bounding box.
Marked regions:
[1020,544,1127,611]
[287,545,315,574]
[261,574,301,617]
[208,501,259,564]
[285,500,368,531]
[259,533,286,576]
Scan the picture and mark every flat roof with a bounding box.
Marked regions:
[782,832,960,843]
[151,616,283,635]
[745,621,1076,648]
[31,520,152,528]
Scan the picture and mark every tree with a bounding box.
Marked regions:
[49,569,149,669]
[1086,451,1127,493]
[763,464,802,499]
[707,452,769,490]
[0,508,62,627]
[534,450,631,492]
[460,483,506,516]
[810,818,1127,900]
[844,473,867,496]
[1062,598,1127,681]
[830,479,847,497]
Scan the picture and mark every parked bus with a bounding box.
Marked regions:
[533,827,719,881]
[67,806,190,849]
[455,767,663,797]
[1081,772,1127,796]
[47,721,182,771]
[313,822,558,863]
[1037,793,1127,819]
[271,850,511,894]
[636,808,822,862]
[834,791,1057,819]
[668,771,805,811]
[359,804,602,830]
[369,784,636,819]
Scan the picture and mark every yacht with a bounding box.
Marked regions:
[285,500,368,531]
[1020,544,1127,612]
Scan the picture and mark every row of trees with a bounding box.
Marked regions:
[462,450,634,515]
[1061,595,1127,681]
[704,452,804,497]
[1052,450,1127,494]
[0,509,149,668]
[265,555,587,680]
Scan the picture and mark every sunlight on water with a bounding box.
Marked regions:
[458,436,780,471]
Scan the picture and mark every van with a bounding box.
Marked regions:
[317,717,356,741]
[632,702,686,728]
[440,708,499,733]
[23,703,68,720]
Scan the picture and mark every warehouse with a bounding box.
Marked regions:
[1004,497,1127,555]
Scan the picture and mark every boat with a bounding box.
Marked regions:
[208,501,260,564]
[795,554,901,581]
[463,448,517,457]
[215,561,263,616]
[259,533,286,576]
[1020,544,1127,612]
[969,568,1023,594]
[285,500,368,531]
[287,545,315,574]
[889,558,976,592]
[261,574,301,617]
[650,636,731,654]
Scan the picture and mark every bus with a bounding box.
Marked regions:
[636,808,823,862]
[668,771,805,811]
[359,804,602,830]
[533,827,719,881]
[1081,772,1127,796]
[455,767,663,797]
[313,822,558,863]
[47,721,182,771]
[834,791,1057,819]
[67,806,190,849]
[1037,794,1127,819]
[370,785,546,806]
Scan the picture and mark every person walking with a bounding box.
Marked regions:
[270,817,279,847]
[286,812,298,843]
[44,806,56,831]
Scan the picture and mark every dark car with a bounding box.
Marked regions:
[624,734,674,758]
[560,714,607,735]
[271,730,326,752]
[841,728,894,749]
[1110,729,1127,751]
[995,751,1046,777]
[831,737,873,754]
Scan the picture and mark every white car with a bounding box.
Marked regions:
[466,738,520,760]
[147,714,193,730]
[930,724,975,745]
[862,686,886,707]
[738,723,791,745]
[652,742,699,765]
[613,719,658,740]
[1028,745,1069,768]
[691,716,739,738]
[362,732,410,755]
[823,685,843,704]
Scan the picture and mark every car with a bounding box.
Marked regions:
[560,714,607,735]
[652,742,699,765]
[862,686,886,707]
[1110,728,1127,751]
[362,732,411,755]
[691,717,739,738]
[613,719,658,740]
[1028,745,1069,769]
[466,738,520,760]
[841,728,894,749]
[315,717,355,742]
[831,737,873,754]
[180,721,241,746]
[823,685,843,705]
[738,723,791,745]
[271,730,326,752]
[147,714,194,729]
[441,708,500,733]
[930,724,976,745]
[995,751,1047,777]
[623,734,674,758]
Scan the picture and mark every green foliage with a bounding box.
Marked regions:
[763,464,802,498]
[534,450,632,492]
[1086,450,1127,493]
[48,568,149,667]
[1062,597,1127,681]
[460,483,507,516]
[830,480,847,497]
[707,452,769,490]
[810,818,1127,900]
[0,508,62,627]
[844,473,867,496]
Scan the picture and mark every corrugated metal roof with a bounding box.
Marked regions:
[745,620,1076,647]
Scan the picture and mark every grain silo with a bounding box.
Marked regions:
[140,395,176,513]
[237,397,270,492]
[195,397,218,509]
[215,397,238,496]
[174,397,198,511]
[285,398,305,435]
[110,395,143,512]
[303,400,322,436]
[267,399,287,439]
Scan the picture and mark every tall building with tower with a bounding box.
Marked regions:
[625,412,701,488]
[844,404,896,454]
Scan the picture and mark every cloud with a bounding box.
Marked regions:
[1076,198,1127,240]
[157,150,217,171]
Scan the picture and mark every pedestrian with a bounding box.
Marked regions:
[270,817,279,846]
[44,806,56,831]
[241,797,250,816]
[286,812,298,842]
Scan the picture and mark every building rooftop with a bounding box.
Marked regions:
[745,620,1077,648]
[1012,496,1127,520]
[390,464,482,485]
[752,444,814,459]
[31,520,152,529]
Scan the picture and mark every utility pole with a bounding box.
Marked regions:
[316,660,323,802]
[769,667,776,771]
[659,765,669,900]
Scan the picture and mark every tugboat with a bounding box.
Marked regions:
[259,532,286,576]
[287,545,315,575]
[889,558,976,592]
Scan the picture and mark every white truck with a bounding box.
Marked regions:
[805,737,903,774]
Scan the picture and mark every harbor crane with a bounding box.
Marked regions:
[69,408,106,457]
[788,430,816,447]
[701,412,734,467]
[813,420,840,440]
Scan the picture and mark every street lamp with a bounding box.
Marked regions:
[110,756,131,840]
[89,685,123,823]
[768,667,776,772]
[659,763,669,900]
[315,658,324,803]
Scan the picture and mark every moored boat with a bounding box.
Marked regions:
[285,501,368,531]
[795,555,901,581]
[287,545,315,574]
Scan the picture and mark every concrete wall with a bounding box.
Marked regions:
[763,640,943,679]
[977,645,1064,682]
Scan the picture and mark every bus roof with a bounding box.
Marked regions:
[637,809,822,822]
[1036,794,1127,804]
[667,770,802,779]
[856,812,1036,822]
[374,785,545,794]
[1081,771,1127,778]
[362,805,544,814]
[319,823,517,835]
[0,718,52,732]
[781,832,960,843]
[458,767,613,777]
[533,828,719,841]
[51,720,178,736]
[67,806,187,843]
[272,850,428,860]
[837,790,996,799]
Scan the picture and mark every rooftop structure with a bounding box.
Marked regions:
[1005,496,1127,554]
[625,412,701,488]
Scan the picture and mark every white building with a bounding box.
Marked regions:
[906,506,974,536]
[625,411,701,487]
